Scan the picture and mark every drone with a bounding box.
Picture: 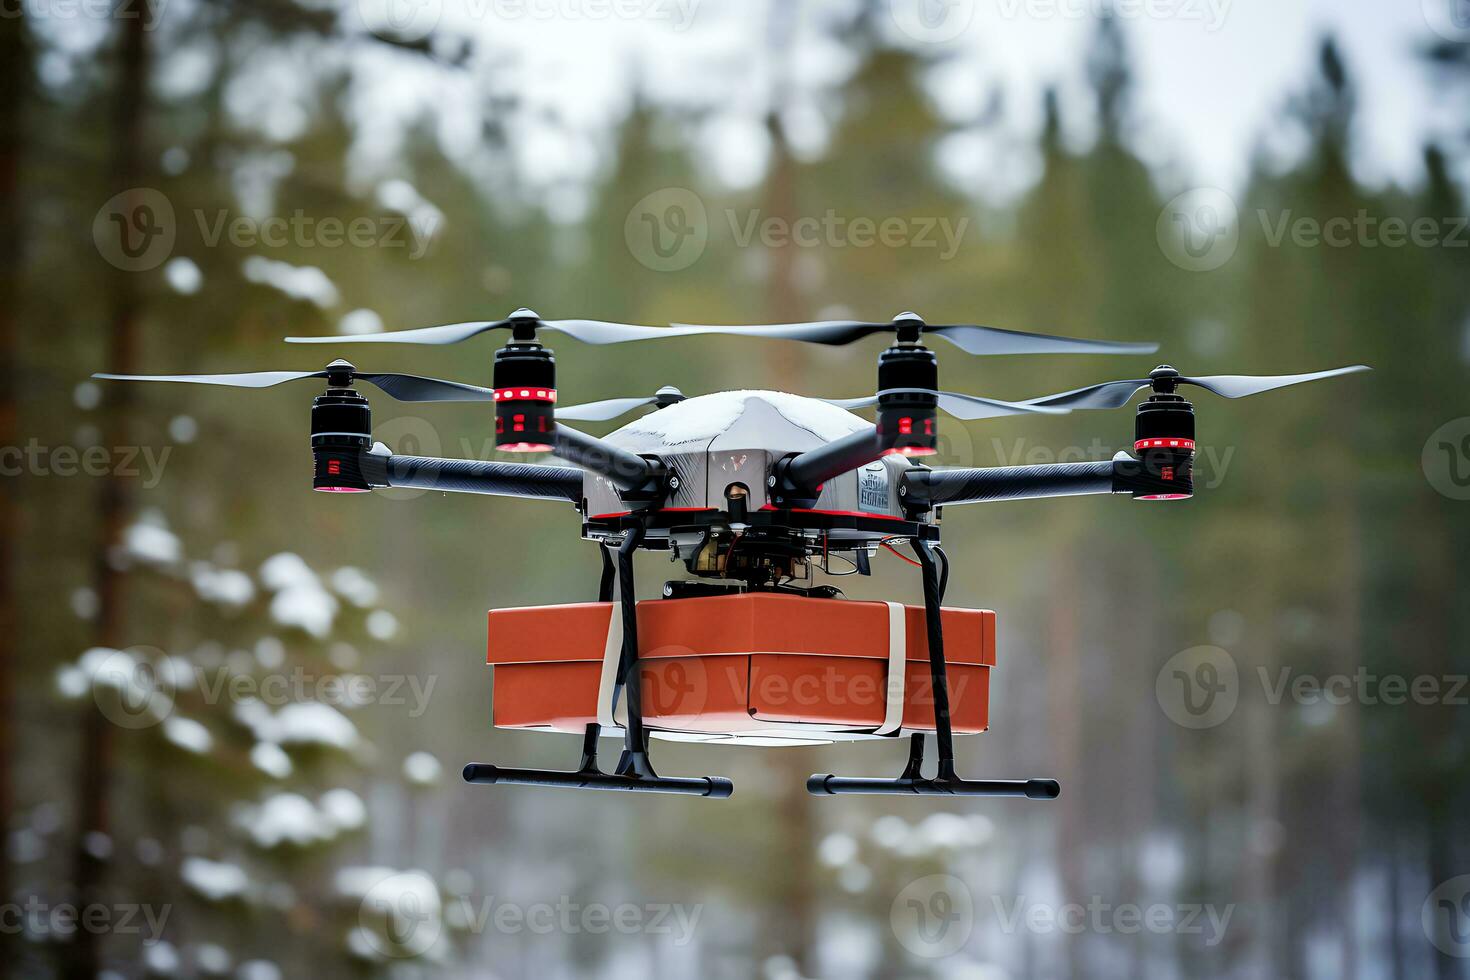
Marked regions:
[97,308,1368,800]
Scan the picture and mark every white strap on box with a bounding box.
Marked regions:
[876,600,907,736]
[596,594,624,730]
[597,590,907,736]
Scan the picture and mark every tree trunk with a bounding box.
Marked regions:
[0,4,28,948]
[68,8,150,978]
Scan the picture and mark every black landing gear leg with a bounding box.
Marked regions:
[464,523,734,798]
[806,538,1060,800]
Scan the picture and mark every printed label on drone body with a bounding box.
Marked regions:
[859,463,890,512]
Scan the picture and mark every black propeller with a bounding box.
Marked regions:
[821,391,1068,421]
[554,386,686,422]
[93,359,496,403]
[1022,364,1372,410]
[285,308,1158,356]
[667,311,1159,356]
[285,308,681,347]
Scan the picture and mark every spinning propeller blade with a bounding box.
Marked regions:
[667,316,1158,356]
[554,395,659,421]
[554,386,686,422]
[286,309,683,347]
[1022,364,1371,409]
[93,361,497,403]
[285,308,1157,356]
[822,391,1069,420]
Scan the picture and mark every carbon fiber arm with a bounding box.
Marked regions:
[902,460,1121,509]
[374,453,583,503]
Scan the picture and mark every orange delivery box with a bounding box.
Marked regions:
[485,592,995,739]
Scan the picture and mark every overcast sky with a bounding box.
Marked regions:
[344,0,1456,201]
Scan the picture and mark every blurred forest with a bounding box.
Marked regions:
[2,1,1469,978]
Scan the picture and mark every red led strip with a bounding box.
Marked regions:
[1134,438,1196,450]
[493,387,557,403]
[500,442,553,453]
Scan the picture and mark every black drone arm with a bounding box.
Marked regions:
[357,425,658,504]
[369,452,583,503]
[552,424,664,498]
[902,455,1177,510]
[769,428,889,506]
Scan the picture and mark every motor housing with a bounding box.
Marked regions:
[493,343,556,452]
[312,386,373,492]
[1132,392,1195,500]
[875,344,938,457]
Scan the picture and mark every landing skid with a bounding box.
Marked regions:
[805,538,1060,801]
[463,520,735,797]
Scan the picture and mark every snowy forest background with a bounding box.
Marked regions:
[2,0,1470,978]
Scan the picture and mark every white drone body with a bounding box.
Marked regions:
[580,390,929,540]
